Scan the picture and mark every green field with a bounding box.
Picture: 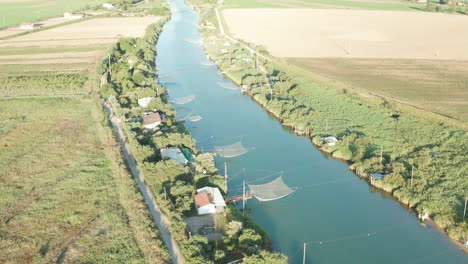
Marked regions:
[289,58,468,122]
[223,0,424,11]
[0,97,169,263]
[0,5,171,261]
[0,0,104,28]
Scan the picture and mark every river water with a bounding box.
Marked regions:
[156,0,467,263]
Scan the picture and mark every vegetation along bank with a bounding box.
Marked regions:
[190,0,468,248]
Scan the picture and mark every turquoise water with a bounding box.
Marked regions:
[156,0,467,263]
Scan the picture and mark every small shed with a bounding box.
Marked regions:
[323,136,338,146]
[142,112,162,129]
[370,173,386,185]
[418,211,429,221]
[19,22,37,30]
[64,12,84,19]
[102,3,115,9]
[138,97,154,108]
[161,147,188,164]
[195,187,226,215]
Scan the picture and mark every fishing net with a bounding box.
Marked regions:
[187,115,202,122]
[218,81,238,90]
[248,176,296,202]
[201,61,215,66]
[173,94,195,105]
[185,38,201,45]
[215,141,249,158]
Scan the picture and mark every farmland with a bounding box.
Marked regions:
[222,9,468,60]
[0,0,105,28]
[222,8,468,123]
[223,0,424,10]
[0,5,170,262]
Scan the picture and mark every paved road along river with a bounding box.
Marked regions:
[156,0,467,263]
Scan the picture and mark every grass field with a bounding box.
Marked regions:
[0,98,169,263]
[289,58,468,122]
[0,8,171,262]
[0,0,105,28]
[223,0,424,10]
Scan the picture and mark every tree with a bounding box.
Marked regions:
[238,228,262,254]
[243,250,288,264]
[226,221,243,238]
[426,0,436,11]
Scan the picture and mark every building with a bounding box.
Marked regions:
[194,187,226,215]
[414,0,427,3]
[64,12,84,19]
[102,3,115,9]
[138,97,154,108]
[323,136,338,146]
[19,22,37,30]
[142,112,162,129]
[161,147,188,164]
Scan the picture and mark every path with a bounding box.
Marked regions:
[102,100,184,264]
[214,8,273,64]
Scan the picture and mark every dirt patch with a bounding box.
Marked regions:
[223,8,468,60]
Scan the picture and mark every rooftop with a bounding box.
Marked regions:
[143,112,161,126]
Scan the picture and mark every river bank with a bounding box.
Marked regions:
[97,1,288,262]
[190,0,468,256]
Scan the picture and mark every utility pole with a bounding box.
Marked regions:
[163,187,167,200]
[463,196,467,222]
[303,242,307,264]
[189,132,192,150]
[242,180,246,216]
[108,54,112,76]
[224,162,228,194]
[379,146,383,165]
[411,165,414,190]
[325,119,328,135]
[256,51,259,71]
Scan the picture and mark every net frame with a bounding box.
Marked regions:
[214,141,249,158]
[248,176,296,202]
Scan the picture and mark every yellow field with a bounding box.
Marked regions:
[223,9,468,60]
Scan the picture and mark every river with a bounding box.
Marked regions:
[156,0,467,263]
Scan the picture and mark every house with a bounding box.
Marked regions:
[142,112,162,129]
[19,22,38,30]
[161,147,188,164]
[138,97,154,108]
[194,187,226,215]
[323,136,338,146]
[370,173,386,185]
[102,3,115,9]
[64,12,84,19]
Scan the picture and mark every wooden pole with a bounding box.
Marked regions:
[411,165,414,190]
[256,51,259,71]
[163,187,167,200]
[108,54,112,76]
[463,196,467,222]
[379,146,383,165]
[225,162,228,194]
[303,242,306,264]
[242,180,246,216]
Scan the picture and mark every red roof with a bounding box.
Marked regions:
[194,192,211,207]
